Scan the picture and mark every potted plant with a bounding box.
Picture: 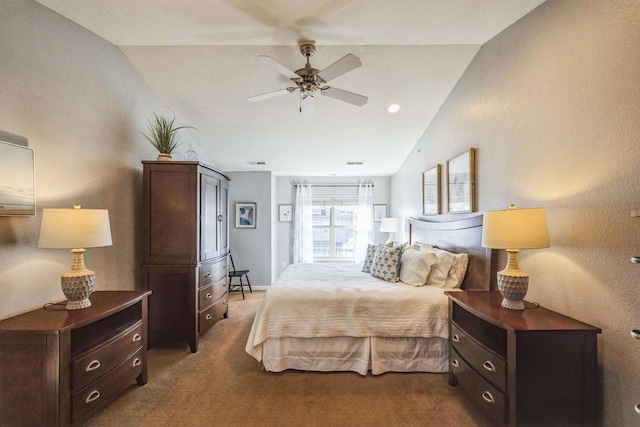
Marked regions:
[142,113,194,160]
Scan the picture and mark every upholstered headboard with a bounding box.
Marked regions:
[408,214,494,291]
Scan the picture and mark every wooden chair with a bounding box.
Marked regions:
[228,252,252,299]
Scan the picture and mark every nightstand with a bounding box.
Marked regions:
[0,291,151,426]
[446,291,600,426]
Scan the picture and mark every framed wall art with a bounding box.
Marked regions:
[447,148,476,214]
[279,204,293,222]
[235,202,257,228]
[0,136,35,216]
[373,204,387,222]
[422,164,441,216]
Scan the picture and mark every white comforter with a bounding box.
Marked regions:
[246,263,450,361]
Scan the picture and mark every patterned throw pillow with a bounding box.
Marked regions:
[361,244,379,273]
[370,244,403,282]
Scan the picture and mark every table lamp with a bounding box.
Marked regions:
[481,205,549,310]
[380,217,400,244]
[38,204,112,310]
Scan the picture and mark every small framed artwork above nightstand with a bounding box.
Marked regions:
[373,204,387,222]
[279,204,293,222]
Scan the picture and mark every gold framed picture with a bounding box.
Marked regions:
[447,148,476,214]
[422,164,441,216]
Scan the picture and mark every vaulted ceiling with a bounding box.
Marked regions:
[36,0,546,176]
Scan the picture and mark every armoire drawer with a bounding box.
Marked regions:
[199,294,228,334]
[199,259,227,287]
[198,278,228,311]
[71,321,144,391]
[451,322,506,391]
[71,347,144,424]
[451,347,507,425]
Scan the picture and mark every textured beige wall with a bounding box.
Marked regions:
[0,1,206,319]
[391,1,640,425]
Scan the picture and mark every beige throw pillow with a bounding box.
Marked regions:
[399,247,439,287]
[423,246,456,287]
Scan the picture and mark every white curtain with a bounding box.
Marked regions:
[354,183,373,263]
[294,184,314,263]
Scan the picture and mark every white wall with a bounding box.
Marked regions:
[227,171,273,288]
[390,1,640,425]
[0,0,209,320]
[275,176,391,278]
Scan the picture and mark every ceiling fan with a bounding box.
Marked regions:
[248,40,368,118]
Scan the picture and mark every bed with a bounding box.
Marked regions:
[246,214,493,375]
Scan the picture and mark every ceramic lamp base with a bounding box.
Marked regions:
[496,249,529,310]
[497,273,528,310]
[61,249,95,310]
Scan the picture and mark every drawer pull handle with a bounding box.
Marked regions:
[85,390,101,404]
[452,334,460,343]
[482,391,495,404]
[132,333,142,342]
[635,404,640,414]
[223,283,228,287]
[451,359,459,368]
[206,314,213,320]
[223,265,227,269]
[631,330,640,340]
[482,361,496,372]
[223,300,228,305]
[205,293,212,299]
[217,215,223,222]
[85,360,101,372]
[132,358,142,367]
[205,273,212,278]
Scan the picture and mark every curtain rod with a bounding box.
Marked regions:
[293,184,374,188]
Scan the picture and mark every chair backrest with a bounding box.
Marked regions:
[229,252,236,272]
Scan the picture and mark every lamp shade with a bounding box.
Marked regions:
[39,208,112,249]
[380,217,400,233]
[482,207,549,250]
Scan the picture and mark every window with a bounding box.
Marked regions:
[312,205,357,260]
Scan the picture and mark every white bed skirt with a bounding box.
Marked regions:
[261,336,449,376]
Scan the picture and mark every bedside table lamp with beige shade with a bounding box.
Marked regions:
[481,205,550,310]
[38,204,112,310]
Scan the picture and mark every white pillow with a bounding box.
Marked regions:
[399,247,438,287]
[444,252,469,289]
[423,246,455,287]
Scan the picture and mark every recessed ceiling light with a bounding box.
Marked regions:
[387,104,400,113]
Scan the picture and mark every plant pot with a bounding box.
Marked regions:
[156,153,172,161]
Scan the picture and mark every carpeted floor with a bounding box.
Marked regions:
[84,291,492,427]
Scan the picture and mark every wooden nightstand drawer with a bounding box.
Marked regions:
[71,347,144,424]
[72,321,144,391]
[451,322,506,392]
[199,294,228,334]
[451,347,506,425]
[199,259,227,287]
[198,278,228,311]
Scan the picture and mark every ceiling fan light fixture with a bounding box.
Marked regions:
[388,104,401,113]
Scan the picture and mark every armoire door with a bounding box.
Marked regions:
[200,174,220,261]
[219,181,229,255]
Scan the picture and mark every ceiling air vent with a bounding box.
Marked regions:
[247,161,266,165]
[346,161,364,165]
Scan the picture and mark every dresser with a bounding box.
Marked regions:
[142,161,230,353]
[0,291,150,426]
[446,291,600,426]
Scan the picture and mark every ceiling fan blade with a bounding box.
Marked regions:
[322,87,368,107]
[248,88,293,102]
[300,93,315,118]
[256,55,299,80]
[317,54,362,83]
